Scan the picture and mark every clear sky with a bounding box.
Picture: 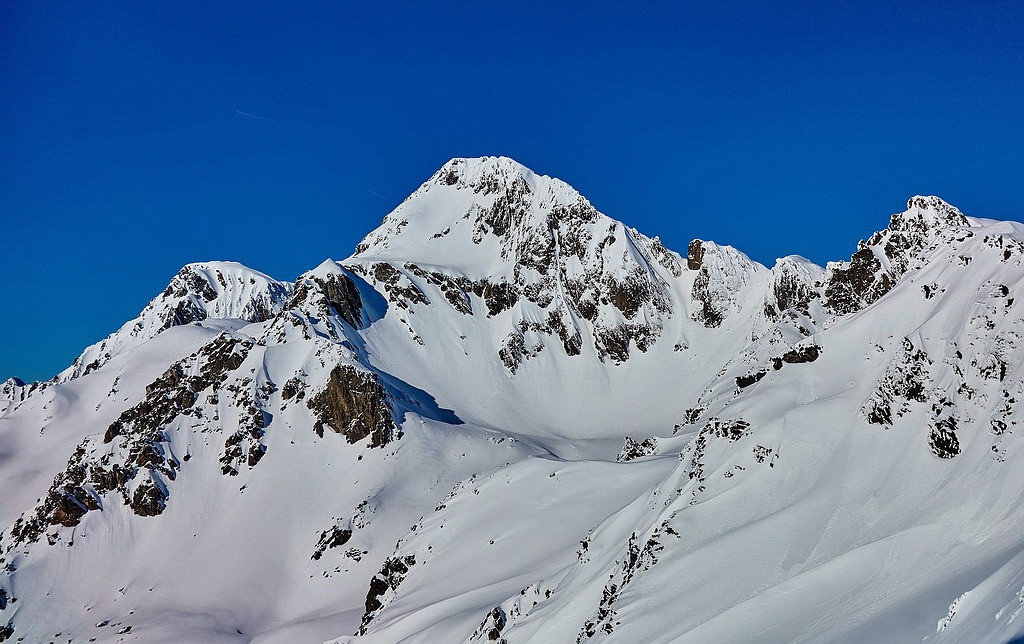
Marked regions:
[2,1,1022,381]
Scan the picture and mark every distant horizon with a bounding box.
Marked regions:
[4,1,1023,381]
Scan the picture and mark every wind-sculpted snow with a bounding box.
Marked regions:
[3,158,1024,643]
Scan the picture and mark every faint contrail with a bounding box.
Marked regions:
[234,110,279,124]
[368,190,389,201]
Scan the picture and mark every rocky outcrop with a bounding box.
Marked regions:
[929,396,961,459]
[105,335,252,444]
[872,196,969,276]
[358,555,416,634]
[312,521,354,561]
[471,606,508,643]
[287,267,364,329]
[862,338,932,427]
[736,370,768,389]
[687,240,705,271]
[218,377,273,476]
[307,365,398,447]
[771,345,821,370]
[769,256,823,316]
[6,442,124,547]
[578,528,666,641]
[686,418,752,485]
[617,437,658,462]
[824,247,892,315]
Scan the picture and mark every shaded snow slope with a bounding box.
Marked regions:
[2,158,1024,643]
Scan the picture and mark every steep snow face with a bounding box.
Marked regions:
[3,159,1024,644]
[61,262,293,380]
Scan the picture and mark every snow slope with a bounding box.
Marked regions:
[2,157,1024,643]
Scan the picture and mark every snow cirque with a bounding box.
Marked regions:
[2,156,1024,643]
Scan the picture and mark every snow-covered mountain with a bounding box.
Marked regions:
[3,157,1024,643]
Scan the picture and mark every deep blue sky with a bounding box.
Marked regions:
[3,1,1023,381]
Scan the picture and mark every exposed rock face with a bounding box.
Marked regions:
[7,443,114,547]
[617,437,658,462]
[578,528,666,641]
[365,262,430,310]
[929,397,961,459]
[772,345,820,369]
[687,240,705,271]
[288,267,364,330]
[130,481,168,517]
[472,606,508,643]
[312,521,354,560]
[862,338,932,427]
[736,370,768,388]
[105,336,252,445]
[307,365,398,447]
[401,262,474,314]
[218,377,273,476]
[685,418,753,485]
[824,247,892,315]
[876,196,970,275]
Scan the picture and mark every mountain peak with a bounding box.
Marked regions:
[866,196,970,264]
[351,157,596,271]
[823,196,971,315]
[61,261,293,380]
[159,261,292,326]
[346,159,689,366]
[895,195,969,232]
[429,156,540,192]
